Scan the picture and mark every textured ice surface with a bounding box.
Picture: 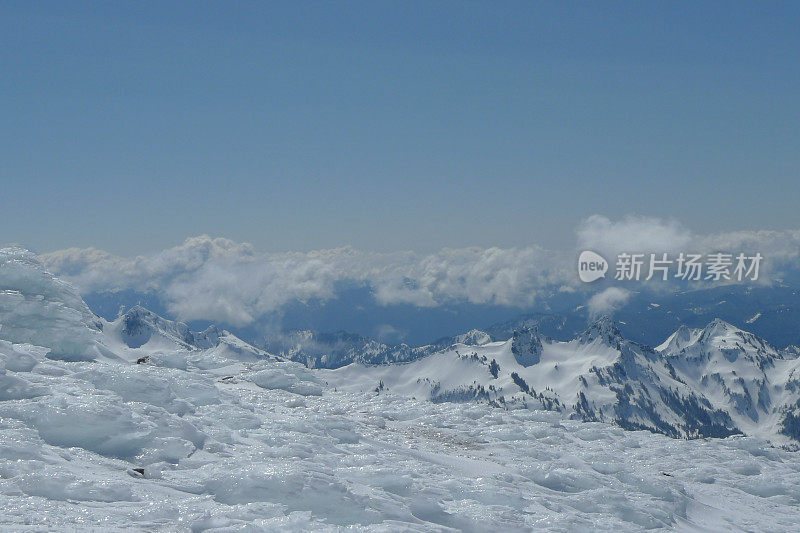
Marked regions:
[2,339,800,531]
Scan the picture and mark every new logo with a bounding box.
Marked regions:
[578,251,608,283]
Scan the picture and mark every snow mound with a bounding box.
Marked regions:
[251,364,324,396]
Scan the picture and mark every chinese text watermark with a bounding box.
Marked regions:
[578,251,762,283]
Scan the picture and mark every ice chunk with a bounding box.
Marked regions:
[15,470,135,502]
[0,248,113,362]
[251,365,323,396]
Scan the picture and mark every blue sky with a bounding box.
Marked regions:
[2,1,799,255]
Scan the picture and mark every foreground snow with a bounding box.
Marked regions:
[3,342,800,531]
[2,247,800,531]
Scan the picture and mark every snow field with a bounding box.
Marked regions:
[2,340,800,531]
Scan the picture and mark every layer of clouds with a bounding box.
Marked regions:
[39,216,800,326]
[41,236,570,326]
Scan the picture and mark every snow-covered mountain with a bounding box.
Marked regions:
[658,318,800,444]
[3,246,800,530]
[107,305,215,350]
[265,328,495,369]
[102,305,271,362]
[264,329,425,368]
[324,316,800,447]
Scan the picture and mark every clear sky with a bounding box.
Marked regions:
[2,1,798,255]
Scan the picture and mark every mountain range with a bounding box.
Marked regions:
[104,303,800,449]
[83,282,800,352]
[321,316,800,448]
[3,246,800,449]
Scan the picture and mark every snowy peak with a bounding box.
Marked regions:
[577,316,624,346]
[656,318,792,439]
[699,318,775,354]
[103,305,269,360]
[699,319,774,360]
[116,305,196,349]
[662,318,781,364]
[660,318,779,357]
[450,329,492,346]
[698,318,741,343]
[264,329,424,369]
[511,327,542,367]
[656,325,702,353]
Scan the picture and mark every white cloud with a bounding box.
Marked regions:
[374,324,405,343]
[577,215,692,257]
[587,287,631,318]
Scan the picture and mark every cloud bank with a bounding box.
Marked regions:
[39,216,800,326]
[41,236,570,326]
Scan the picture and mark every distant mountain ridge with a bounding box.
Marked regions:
[263,329,425,368]
[486,285,800,349]
[323,316,800,448]
[264,327,500,369]
[81,283,800,351]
